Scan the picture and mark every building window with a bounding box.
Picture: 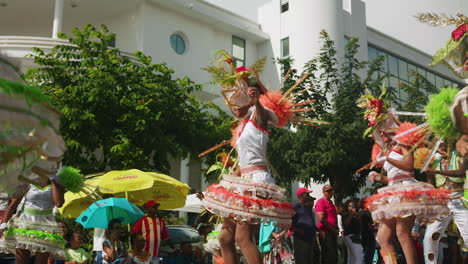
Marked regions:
[170,34,186,55]
[281,37,289,58]
[367,45,462,104]
[232,36,246,67]
[281,0,289,13]
[108,37,116,48]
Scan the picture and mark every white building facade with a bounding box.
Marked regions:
[1,0,467,200]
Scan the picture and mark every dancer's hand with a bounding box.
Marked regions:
[195,191,204,200]
[457,135,468,157]
[368,171,381,182]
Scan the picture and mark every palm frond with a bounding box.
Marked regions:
[202,65,231,86]
[250,57,267,75]
[415,13,467,27]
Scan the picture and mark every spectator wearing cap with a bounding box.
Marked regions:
[292,187,317,264]
[132,200,175,264]
[315,185,339,264]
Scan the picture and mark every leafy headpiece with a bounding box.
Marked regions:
[203,50,267,111]
[416,13,468,80]
[357,85,397,137]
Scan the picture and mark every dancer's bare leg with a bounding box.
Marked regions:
[35,252,50,264]
[235,221,261,264]
[219,218,239,264]
[15,249,31,264]
[377,218,396,264]
[396,216,417,264]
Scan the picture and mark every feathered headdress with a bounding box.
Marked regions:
[394,122,427,147]
[416,13,468,80]
[425,87,461,140]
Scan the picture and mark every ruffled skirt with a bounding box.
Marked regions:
[0,210,66,259]
[365,178,450,222]
[202,173,294,227]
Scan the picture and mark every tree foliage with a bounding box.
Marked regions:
[25,24,231,174]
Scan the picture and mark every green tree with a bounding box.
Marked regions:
[25,24,231,174]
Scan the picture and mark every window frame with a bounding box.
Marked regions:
[281,37,290,58]
[281,0,289,13]
[367,43,463,105]
[232,35,246,68]
[170,34,186,55]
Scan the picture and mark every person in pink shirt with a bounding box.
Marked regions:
[315,185,338,264]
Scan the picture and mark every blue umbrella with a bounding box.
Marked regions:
[76,197,145,228]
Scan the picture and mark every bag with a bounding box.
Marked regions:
[349,234,361,244]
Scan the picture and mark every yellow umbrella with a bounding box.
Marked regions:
[111,172,190,209]
[59,177,101,218]
[96,169,155,193]
[59,169,190,218]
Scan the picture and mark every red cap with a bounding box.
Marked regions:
[296,187,313,196]
[145,200,160,208]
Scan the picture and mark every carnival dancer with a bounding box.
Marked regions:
[423,148,467,263]
[358,90,450,264]
[366,124,450,264]
[200,51,322,264]
[0,166,85,264]
[0,178,66,264]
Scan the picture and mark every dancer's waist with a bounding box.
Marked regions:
[240,164,268,175]
[388,174,413,184]
[24,207,53,216]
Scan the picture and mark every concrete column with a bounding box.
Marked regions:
[288,0,344,70]
[52,0,64,38]
[178,159,190,220]
[200,163,209,191]
[349,0,368,62]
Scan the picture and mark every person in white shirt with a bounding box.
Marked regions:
[94,228,106,264]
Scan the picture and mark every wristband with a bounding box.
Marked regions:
[0,223,7,230]
[376,156,387,162]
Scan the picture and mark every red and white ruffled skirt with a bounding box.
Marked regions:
[202,173,295,227]
[365,178,450,222]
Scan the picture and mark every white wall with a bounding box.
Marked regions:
[204,0,271,22]
[141,0,265,106]
[259,0,344,71]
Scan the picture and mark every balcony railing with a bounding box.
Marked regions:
[0,36,134,63]
[0,36,69,57]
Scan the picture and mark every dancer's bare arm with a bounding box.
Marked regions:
[455,99,468,156]
[425,157,466,178]
[386,145,414,172]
